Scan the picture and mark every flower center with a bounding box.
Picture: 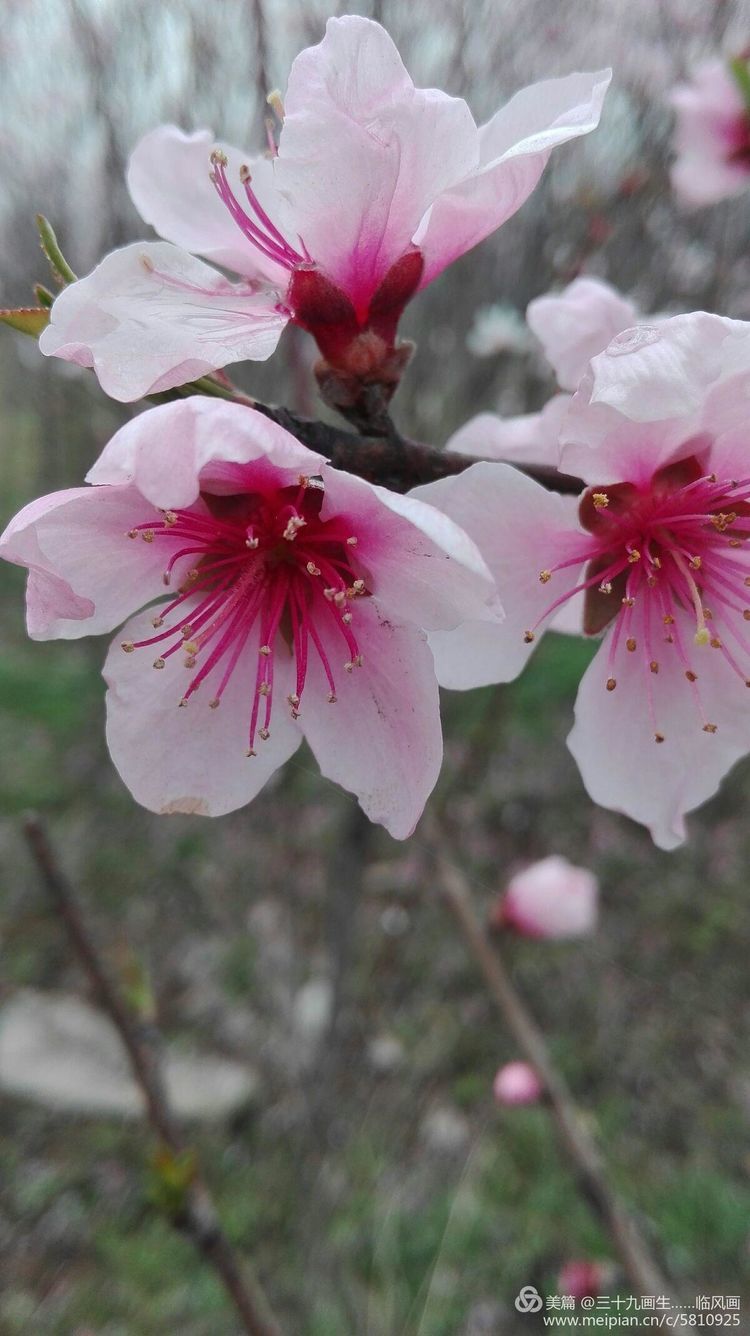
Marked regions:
[122,477,367,754]
[528,455,750,742]
[209,149,309,272]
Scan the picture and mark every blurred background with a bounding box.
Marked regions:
[1,0,750,1332]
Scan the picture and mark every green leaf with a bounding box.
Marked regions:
[33,282,55,309]
[730,58,750,115]
[36,214,77,285]
[148,1147,198,1218]
[0,306,49,337]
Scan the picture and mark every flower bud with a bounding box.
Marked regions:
[491,856,598,939]
[557,1260,605,1301]
[492,1061,543,1106]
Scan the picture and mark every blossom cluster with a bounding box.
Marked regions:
[4,15,750,853]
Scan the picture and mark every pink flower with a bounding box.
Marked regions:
[526,276,640,394]
[0,398,499,835]
[493,855,598,939]
[39,16,610,401]
[413,312,750,849]
[557,1260,604,1301]
[444,278,640,471]
[669,58,750,208]
[492,1061,543,1106]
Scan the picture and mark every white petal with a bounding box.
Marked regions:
[40,242,288,402]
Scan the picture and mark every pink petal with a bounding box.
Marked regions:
[527,277,639,391]
[0,486,182,639]
[669,60,750,209]
[39,242,288,402]
[568,603,750,850]
[411,464,586,689]
[319,464,500,632]
[298,602,442,839]
[87,399,325,510]
[492,1061,543,1106]
[276,15,477,311]
[499,855,598,939]
[579,311,748,425]
[415,70,611,286]
[127,126,289,284]
[104,607,301,817]
[446,395,570,468]
[560,415,703,490]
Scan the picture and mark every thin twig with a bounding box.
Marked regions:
[22,813,284,1336]
[435,852,674,1301]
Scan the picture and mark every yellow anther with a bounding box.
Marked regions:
[152,616,164,629]
[287,694,300,708]
[592,492,609,509]
[327,692,337,703]
[627,548,640,563]
[259,727,270,741]
[352,579,366,594]
[703,723,718,734]
[626,637,637,652]
[689,555,702,569]
[306,561,321,576]
[183,640,199,655]
[258,683,271,697]
[259,644,271,656]
[163,511,177,526]
[539,570,552,584]
[209,698,221,709]
[266,89,285,121]
[141,529,154,543]
[210,148,228,167]
[184,656,196,669]
[523,630,535,643]
[649,661,659,674]
[599,581,613,595]
[710,636,722,649]
[121,641,135,653]
[663,614,674,625]
[153,657,165,669]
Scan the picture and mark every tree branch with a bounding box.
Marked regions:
[151,376,583,495]
[22,814,284,1336]
[435,851,674,1301]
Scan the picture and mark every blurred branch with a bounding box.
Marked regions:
[22,813,285,1336]
[434,850,675,1302]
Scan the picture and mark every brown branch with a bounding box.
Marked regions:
[435,852,674,1301]
[250,400,583,496]
[150,374,582,495]
[22,814,284,1336]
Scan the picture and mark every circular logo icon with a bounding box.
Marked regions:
[515,1285,544,1314]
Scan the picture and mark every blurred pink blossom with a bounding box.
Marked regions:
[557,1259,605,1301]
[669,58,750,208]
[494,855,598,939]
[492,1061,543,1106]
[415,312,750,848]
[0,398,499,836]
[444,277,640,471]
[39,15,609,401]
